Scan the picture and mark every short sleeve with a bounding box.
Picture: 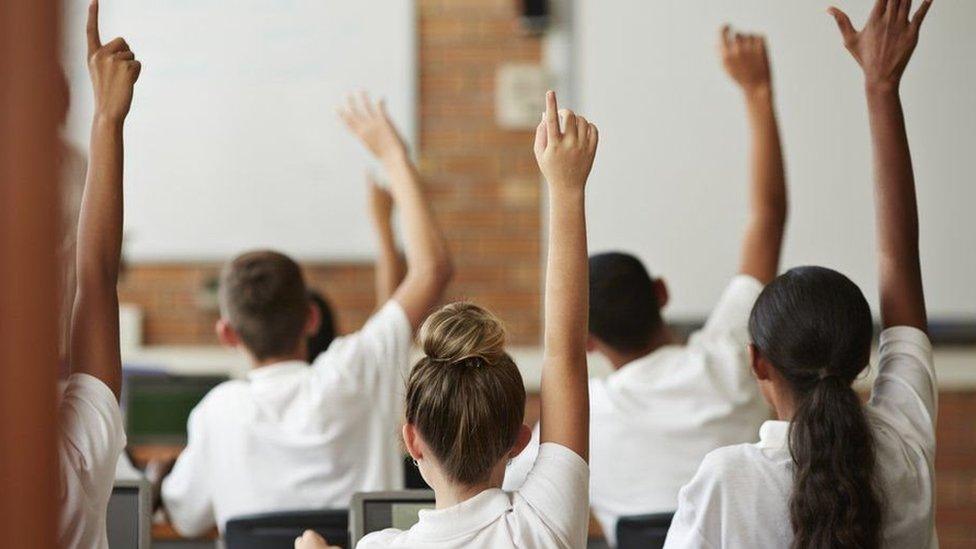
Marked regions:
[867,326,937,451]
[312,300,413,393]
[693,275,764,347]
[161,406,216,537]
[663,453,725,549]
[516,443,590,549]
[59,373,126,486]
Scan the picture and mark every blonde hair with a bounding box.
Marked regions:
[405,303,525,485]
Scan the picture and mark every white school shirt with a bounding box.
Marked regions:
[665,326,938,549]
[359,443,590,549]
[505,275,770,546]
[58,373,127,549]
[161,301,413,536]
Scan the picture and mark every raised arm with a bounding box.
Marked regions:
[720,27,788,284]
[338,94,453,330]
[70,0,141,397]
[535,91,598,460]
[366,172,406,307]
[829,0,932,331]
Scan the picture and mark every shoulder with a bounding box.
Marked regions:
[356,528,404,548]
[190,379,248,419]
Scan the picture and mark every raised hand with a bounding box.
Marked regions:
[828,0,933,91]
[534,91,599,192]
[719,26,772,96]
[86,0,141,121]
[337,92,407,163]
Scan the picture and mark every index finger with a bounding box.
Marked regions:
[719,25,732,51]
[87,0,102,58]
[545,90,560,140]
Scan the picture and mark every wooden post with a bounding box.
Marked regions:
[0,0,62,547]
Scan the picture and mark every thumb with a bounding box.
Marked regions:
[827,7,857,45]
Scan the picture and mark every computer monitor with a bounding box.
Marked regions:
[349,490,436,546]
[106,479,151,549]
[123,373,228,444]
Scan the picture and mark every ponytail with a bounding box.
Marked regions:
[789,376,882,549]
[748,266,883,549]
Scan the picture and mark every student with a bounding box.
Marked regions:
[298,90,598,549]
[665,1,937,547]
[157,94,453,536]
[504,27,788,545]
[59,1,141,547]
[306,173,405,362]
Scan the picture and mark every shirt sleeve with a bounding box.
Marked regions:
[161,406,216,537]
[58,373,126,492]
[515,443,590,549]
[867,326,937,453]
[690,275,764,348]
[312,300,413,394]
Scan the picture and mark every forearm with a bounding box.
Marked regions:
[738,89,787,283]
[866,87,926,329]
[77,116,124,287]
[383,152,451,279]
[543,189,589,360]
[372,217,405,305]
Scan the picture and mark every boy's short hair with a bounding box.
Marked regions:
[219,250,309,361]
[588,252,662,353]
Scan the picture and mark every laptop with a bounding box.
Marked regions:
[106,479,151,549]
[349,490,436,546]
[122,373,228,444]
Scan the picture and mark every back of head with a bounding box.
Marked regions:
[588,252,662,353]
[748,266,881,549]
[405,303,525,486]
[219,250,308,361]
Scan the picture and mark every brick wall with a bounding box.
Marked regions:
[119,0,543,345]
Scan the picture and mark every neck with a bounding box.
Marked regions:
[604,326,676,370]
[251,345,308,368]
[433,480,495,509]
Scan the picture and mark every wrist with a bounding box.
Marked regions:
[547,183,586,201]
[743,84,773,103]
[93,112,126,128]
[379,146,409,168]
[865,79,900,97]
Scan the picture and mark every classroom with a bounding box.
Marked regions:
[1,0,974,548]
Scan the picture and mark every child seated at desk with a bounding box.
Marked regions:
[154,94,453,537]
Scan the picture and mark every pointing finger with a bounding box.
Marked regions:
[545,90,560,141]
[86,0,101,58]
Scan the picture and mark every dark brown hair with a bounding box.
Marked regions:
[405,303,525,485]
[219,250,309,361]
[749,266,882,549]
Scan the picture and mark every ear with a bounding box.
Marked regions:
[749,344,772,381]
[304,301,321,337]
[402,423,424,461]
[508,424,533,459]
[585,334,598,353]
[653,278,670,309]
[216,319,240,348]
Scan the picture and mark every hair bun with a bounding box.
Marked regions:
[419,303,507,365]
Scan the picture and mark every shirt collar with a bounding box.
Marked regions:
[246,360,308,382]
[757,420,790,450]
[409,489,512,541]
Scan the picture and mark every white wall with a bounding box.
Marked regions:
[575,0,976,320]
[62,0,416,262]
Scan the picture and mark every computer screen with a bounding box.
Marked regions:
[106,486,142,549]
[363,500,434,534]
[123,374,227,444]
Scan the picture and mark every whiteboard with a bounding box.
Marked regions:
[576,0,976,320]
[62,0,416,261]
